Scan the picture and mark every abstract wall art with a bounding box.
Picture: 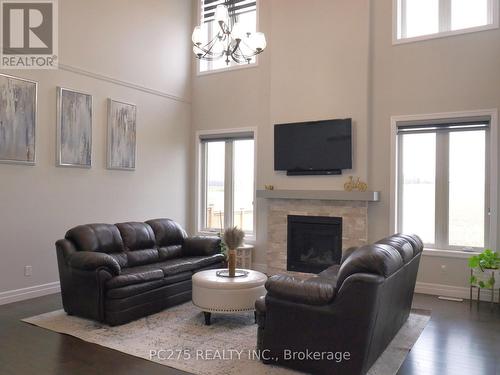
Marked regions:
[107,99,136,170]
[0,74,37,165]
[56,87,92,168]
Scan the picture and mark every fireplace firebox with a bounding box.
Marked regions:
[287,215,342,273]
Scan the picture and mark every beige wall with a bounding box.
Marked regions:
[192,0,371,267]
[0,0,193,294]
[3,0,497,297]
[192,0,500,291]
[369,0,500,288]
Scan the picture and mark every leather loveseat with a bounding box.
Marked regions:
[255,234,423,375]
[56,218,224,326]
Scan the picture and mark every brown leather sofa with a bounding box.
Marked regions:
[56,218,223,326]
[255,234,423,375]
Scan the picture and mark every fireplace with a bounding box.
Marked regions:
[287,215,342,273]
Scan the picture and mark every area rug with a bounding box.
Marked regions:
[23,303,430,375]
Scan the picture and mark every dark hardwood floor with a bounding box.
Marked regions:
[0,293,498,375]
[397,295,499,375]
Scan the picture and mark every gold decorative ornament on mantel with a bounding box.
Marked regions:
[344,176,368,192]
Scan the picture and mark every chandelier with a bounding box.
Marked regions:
[191,4,267,65]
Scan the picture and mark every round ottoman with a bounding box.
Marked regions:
[192,268,267,325]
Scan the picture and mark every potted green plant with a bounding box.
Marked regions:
[468,249,500,289]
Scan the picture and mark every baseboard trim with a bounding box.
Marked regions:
[0,282,60,306]
[415,281,498,303]
[245,269,497,303]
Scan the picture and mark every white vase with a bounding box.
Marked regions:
[472,268,500,289]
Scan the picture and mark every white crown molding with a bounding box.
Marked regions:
[58,63,190,104]
[0,282,60,306]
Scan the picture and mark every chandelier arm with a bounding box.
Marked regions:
[232,49,254,62]
[231,45,250,63]
[193,38,216,56]
[204,38,221,57]
[194,34,224,59]
[217,21,226,34]
[231,39,241,55]
[238,38,264,57]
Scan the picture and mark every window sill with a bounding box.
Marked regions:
[393,23,499,46]
[196,230,256,245]
[196,60,259,77]
[422,248,480,259]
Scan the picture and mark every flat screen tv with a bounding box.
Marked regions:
[274,118,352,175]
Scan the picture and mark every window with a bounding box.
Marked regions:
[396,118,491,250]
[198,0,258,73]
[395,0,499,43]
[199,131,255,235]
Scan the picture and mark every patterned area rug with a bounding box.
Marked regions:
[23,303,430,375]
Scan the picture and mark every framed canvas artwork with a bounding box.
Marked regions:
[56,87,92,168]
[107,99,137,170]
[0,74,37,165]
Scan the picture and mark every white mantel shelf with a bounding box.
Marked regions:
[256,189,380,202]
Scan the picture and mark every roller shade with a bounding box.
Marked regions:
[202,0,257,23]
[199,131,254,142]
[397,116,490,135]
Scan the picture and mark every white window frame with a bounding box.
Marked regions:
[393,0,500,45]
[194,127,257,241]
[196,0,261,76]
[390,109,498,257]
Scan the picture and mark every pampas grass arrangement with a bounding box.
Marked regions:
[223,226,245,277]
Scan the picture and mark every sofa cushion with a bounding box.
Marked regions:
[127,248,160,267]
[109,253,128,268]
[158,245,183,261]
[146,218,187,247]
[66,224,124,253]
[158,259,196,276]
[376,235,414,263]
[106,271,192,299]
[396,234,424,256]
[115,222,156,251]
[106,264,164,289]
[183,236,221,256]
[336,243,403,287]
[187,254,225,270]
[157,254,225,276]
[266,274,336,305]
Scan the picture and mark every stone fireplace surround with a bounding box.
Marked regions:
[266,198,368,278]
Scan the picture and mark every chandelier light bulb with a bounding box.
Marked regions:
[192,45,203,58]
[231,22,243,41]
[215,5,229,25]
[253,32,267,51]
[192,26,202,45]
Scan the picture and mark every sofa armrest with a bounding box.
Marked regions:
[68,251,121,276]
[341,246,358,264]
[56,239,77,263]
[183,236,221,256]
[265,274,336,306]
